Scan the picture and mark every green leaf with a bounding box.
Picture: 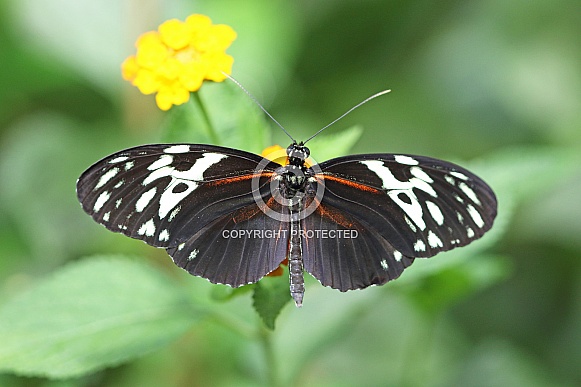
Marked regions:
[0,256,200,379]
[209,283,254,302]
[252,273,291,330]
[469,146,581,204]
[400,254,512,314]
[161,82,271,153]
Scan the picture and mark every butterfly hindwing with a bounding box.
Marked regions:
[301,196,414,291]
[167,194,289,287]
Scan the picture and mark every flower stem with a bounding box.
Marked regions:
[193,91,220,144]
[259,326,281,387]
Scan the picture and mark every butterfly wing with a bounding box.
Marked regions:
[301,195,415,291]
[76,143,288,286]
[302,153,497,291]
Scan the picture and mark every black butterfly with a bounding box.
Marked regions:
[77,141,497,306]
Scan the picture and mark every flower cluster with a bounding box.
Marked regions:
[122,14,236,111]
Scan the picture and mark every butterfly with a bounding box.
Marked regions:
[76,139,497,307]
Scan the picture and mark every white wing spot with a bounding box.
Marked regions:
[394,250,403,262]
[115,198,123,209]
[361,160,437,197]
[466,227,475,238]
[459,182,481,205]
[95,168,119,189]
[159,229,170,242]
[380,259,389,271]
[457,211,464,224]
[451,171,469,180]
[165,145,190,154]
[168,206,181,222]
[159,181,198,219]
[147,155,174,171]
[143,152,227,186]
[414,239,426,252]
[103,212,110,222]
[389,190,426,230]
[137,219,156,237]
[93,191,111,212]
[135,187,157,212]
[178,242,186,251]
[188,249,199,261]
[109,156,129,164]
[114,180,124,189]
[394,155,419,165]
[404,216,417,232]
[410,167,433,183]
[124,161,134,171]
[454,194,464,203]
[427,230,443,248]
[445,175,456,185]
[467,204,485,228]
[144,153,228,219]
[426,201,444,225]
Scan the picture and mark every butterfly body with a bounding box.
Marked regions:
[77,142,497,307]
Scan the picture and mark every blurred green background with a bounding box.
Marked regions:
[1,0,580,386]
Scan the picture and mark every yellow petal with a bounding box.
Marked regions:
[185,14,212,31]
[171,85,190,105]
[155,81,190,110]
[156,57,182,80]
[179,62,206,91]
[136,36,168,69]
[191,24,235,53]
[133,69,161,95]
[209,25,237,51]
[159,19,192,50]
[136,31,162,47]
[121,56,139,81]
[202,52,234,81]
[155,91,173,111]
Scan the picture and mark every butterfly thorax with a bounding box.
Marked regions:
[276,143,313,197]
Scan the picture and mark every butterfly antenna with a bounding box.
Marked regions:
[223,72,296,143]
[303,89,391,144]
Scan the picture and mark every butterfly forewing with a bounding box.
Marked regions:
[315,153,497,259]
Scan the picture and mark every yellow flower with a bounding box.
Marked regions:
[261,145,287,165]
[122,14,236,111]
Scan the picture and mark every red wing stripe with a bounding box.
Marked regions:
[316,174,382,193]
[207,171,275,186]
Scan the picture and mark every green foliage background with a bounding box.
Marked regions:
[1,0,580,386]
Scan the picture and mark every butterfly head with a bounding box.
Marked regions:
[287,142,310,167]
